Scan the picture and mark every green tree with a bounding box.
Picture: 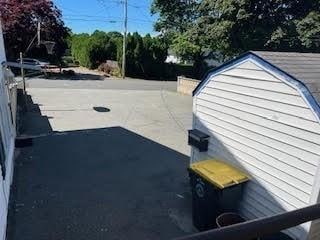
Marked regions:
[71,33,91,67]
[140,34,168,78]
[71,31,121,69]
[116,32,168,78]
[71,30,168,78]
[195,0,305,56]
[1,0,69,61]
[152,0,320,73]
[171,32,206,78]
[296,11,320,50]
[151,0,199,33]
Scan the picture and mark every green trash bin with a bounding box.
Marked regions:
[188,159,250,231]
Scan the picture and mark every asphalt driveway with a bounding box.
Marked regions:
[8,77,194,240]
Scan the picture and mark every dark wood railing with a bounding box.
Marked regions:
[175,203,320,240]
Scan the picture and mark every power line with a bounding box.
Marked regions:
[55,0,106,16]
[128,3,151,9]
[70,12,155,22]
[63,16,155,24]
[60,0,157,38]
[64,14,123,21]
[128,3,154,23]
[63,17,121,23]
[129,18,155,23]
[98,0,122,4]
[96,0,122,18]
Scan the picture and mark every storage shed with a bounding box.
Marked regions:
[191,51,320,240]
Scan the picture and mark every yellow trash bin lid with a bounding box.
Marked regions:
[189,159,250,189]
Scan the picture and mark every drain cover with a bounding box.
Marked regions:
[93,107,110,113]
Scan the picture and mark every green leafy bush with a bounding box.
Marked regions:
[71,31,121,69]
[71,31,169,79]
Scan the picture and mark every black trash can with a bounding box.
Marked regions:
[216,212,246,228]
[216,213,257,240]
[188,160,250,231]
[216,212,293,240]
[189,170,219,231]
[261,233,293,240]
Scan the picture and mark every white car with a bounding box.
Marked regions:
[17,58,50,68]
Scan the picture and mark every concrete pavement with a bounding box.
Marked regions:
[9,127,194,240]
[22,77,192,155]
[8,77,195,240]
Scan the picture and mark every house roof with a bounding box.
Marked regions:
[193,51,320,121]
[251,51,320,106]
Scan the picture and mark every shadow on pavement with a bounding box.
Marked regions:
[46,72,105,81]
[17,94,53,136]
[8,94,194,240]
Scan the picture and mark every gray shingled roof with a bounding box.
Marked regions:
[251,51,320,106]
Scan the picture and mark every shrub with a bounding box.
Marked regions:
[98,60,120,75]
[71,31,121,69]
[62,69,75,76]
[71,31,169,79]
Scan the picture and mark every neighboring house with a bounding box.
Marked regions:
[165,50,182,64]
[203,50,224,68]
[165,50,194,65]
[0,22,17,240]
[166,50,223,67]
[191,51,320,240]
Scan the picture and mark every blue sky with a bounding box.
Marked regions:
[53,0,158,35]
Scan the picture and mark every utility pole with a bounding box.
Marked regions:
[19,52,25,92]
[37,21,41,46]
[122,0,128,79]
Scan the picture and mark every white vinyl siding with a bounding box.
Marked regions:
[0,22,15,240]
[0,75,12,152]
[192,60,320,240]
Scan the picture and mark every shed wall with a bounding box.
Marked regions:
[192,60,320,240]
